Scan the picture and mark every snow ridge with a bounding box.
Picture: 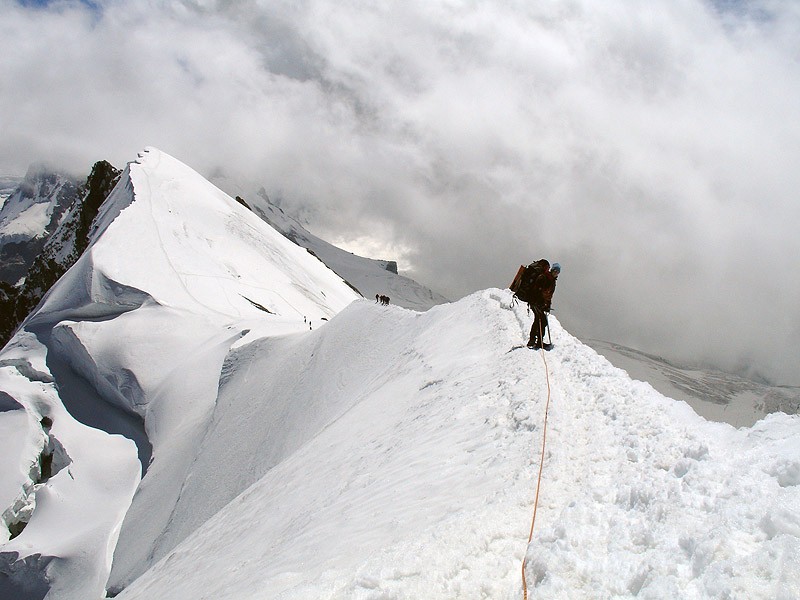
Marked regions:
[116,290,800,600]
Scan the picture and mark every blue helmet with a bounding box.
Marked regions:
[551,263,561,273]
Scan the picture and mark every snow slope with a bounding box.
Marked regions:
[0,176,22,207]
[117,291,800,600]
[0,147,361,599]
[245,190,450,311]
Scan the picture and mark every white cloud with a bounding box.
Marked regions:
[1,0,799,384]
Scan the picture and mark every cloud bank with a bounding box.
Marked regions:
[2,0,799,384]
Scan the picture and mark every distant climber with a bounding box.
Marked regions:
[527,263,559,349]
[377,295,390,306]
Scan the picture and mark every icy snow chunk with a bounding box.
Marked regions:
[627,562,652,595]
[769,460,800,487]
[683,443,709,460]
[691,540,717,578]
[0,360,54,385]
[760,508,800,539]
[673,458,693,478]
[2,420,72,543]
[616,486,652,509]
[526,557,548,587]
[0,391,23,412]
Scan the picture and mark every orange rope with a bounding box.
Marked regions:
[522,316,552,600]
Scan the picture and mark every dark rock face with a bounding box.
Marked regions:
[0,240,45,287]
[0,282,18,342]
[0,161,121,348]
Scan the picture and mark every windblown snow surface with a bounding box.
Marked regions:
[1,147,798,600]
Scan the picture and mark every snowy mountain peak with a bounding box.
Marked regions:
[34,147,359,327]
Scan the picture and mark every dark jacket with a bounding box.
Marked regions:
[532,272,556,311]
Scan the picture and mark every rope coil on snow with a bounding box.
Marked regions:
[522,317,552,600]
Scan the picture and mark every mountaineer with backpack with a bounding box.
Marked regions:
[509,260,561,350]
[529,263,559,349]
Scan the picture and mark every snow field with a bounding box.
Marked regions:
[116,288,800,599]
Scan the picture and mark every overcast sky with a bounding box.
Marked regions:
[2,0,799,385]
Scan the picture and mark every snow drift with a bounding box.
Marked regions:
[0,147,798,600]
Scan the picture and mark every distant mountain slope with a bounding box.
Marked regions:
[588,340,800,427]
[0,166,80,286]
[244,189,449,311]
[0,176,22,207]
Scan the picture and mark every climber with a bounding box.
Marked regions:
[527,263,560,350]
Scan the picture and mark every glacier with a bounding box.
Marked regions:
[0,147,798,599]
